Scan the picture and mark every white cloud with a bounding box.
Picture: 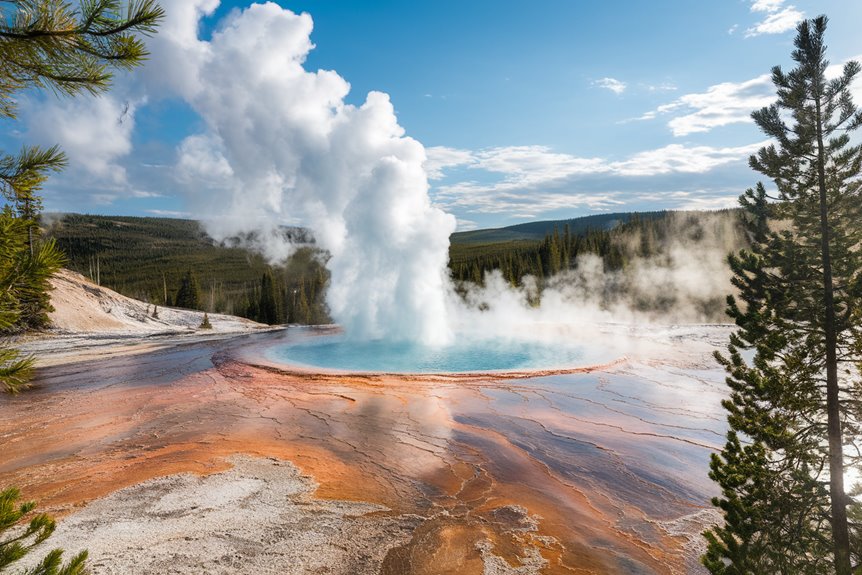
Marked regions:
[611,142,765,176]
[750,0,784,13]
[635,74,774,136]
[455,217,478,231]
[593,77,627,95]
[430,142,762,182]
[745,0,804,37]
[146,209,192,218]
[635,53,862,137]
[434,182,624,218]
[25,94,140,184]
[646,82,678,92]
[424,146,475,179]
[632,190,741,211]
[428,141,763,216]
[473,145,606,182]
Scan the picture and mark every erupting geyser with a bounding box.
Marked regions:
[152,1,456,345]
[150,2,733,351]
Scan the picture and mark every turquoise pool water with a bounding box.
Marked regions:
[267,333,600,373]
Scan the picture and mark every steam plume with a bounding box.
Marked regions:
[154,2,455,344]
[148,2,739,346]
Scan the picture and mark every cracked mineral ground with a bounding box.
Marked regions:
[1,325,730,574]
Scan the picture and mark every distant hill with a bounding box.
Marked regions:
[43,214,272,302]
[450,211,669,245]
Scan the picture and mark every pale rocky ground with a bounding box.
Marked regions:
[17,456,423,575]
[13,269,277,367]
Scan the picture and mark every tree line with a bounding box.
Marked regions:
[449,209,748,321]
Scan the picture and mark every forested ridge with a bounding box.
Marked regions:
[43,208,749,325]
[43,214,329,325]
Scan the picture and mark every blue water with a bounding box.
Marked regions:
[267,333,601,373]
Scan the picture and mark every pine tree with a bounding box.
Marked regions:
[704,16,862,574]
[0,210,64,393]
[258,271,279,325]
[1,0,164,390]
[198,312,212,330]
[0,486,87,574]
[297,284,310,324]
[174,270,201,310]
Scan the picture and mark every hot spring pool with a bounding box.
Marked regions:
[266,332,608,373]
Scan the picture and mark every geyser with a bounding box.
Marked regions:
[143,2,737,349]
[150,1,456,345]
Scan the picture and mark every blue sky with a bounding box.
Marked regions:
[6,0,862,230]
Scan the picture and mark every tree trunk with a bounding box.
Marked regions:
[815,93,851,575]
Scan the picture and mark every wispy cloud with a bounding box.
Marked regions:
[633,54,862,137]
[455,217,479,231]
[146,209,192,218]
[425,146,476,180]
[745,0,803,37]
[23,94,141,184]
[426,141,765,217]
[750,0,784,13]
[633,74,774,136]
[593,77,627,95]
[435,183,624,219]
[613,142,764,176]
[645,82,678,92]
[429,142,764,182]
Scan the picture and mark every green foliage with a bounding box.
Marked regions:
[704,16,862,574]
[0,210,64,392]
[198,312,211,330]
[174,269,201,310]
[257,271,280,325]
[0,0,164,118]
[0,486,88,574]
[44,214,331,325]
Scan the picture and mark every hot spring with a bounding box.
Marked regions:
[266,329,613,374]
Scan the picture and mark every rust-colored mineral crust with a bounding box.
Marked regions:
[1,331,727,574]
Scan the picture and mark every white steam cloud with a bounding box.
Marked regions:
[151,2,455,344]
[450,212,741,344]
[130,2,739,349]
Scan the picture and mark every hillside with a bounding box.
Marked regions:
[450,211,668,244]
[47,269,266,334]
[42,214,328,324]
[44,214,273,303]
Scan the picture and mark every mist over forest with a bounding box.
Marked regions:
[44,207,750,328]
